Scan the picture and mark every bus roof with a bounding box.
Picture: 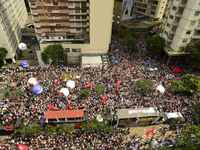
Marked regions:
[45,109,84,119]
[116,107,159,119]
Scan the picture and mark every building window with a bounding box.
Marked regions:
[164,31,168,36]
[65,48,70,52]
[169,15,174,20]
[75,10,80,14]
[69,16,74,19]
[72,49,77,52]
[69,10,74,14]
[68,3,73,7]
[166,23,171,28]
[82,9,86,13]
[53,2,58,6]
[75,3,80,8]
[76,28,81,31]
[194,11,200,16]
[82,3,86,8]
[186,30,191,34]
[76,16,80,19]
[182,39,187,43]
[56,24,61,26]
[47,10,52,13]
[190,21,196,26]
[172,6,177,11]
[82,16,87,19]
[46,2,51,6]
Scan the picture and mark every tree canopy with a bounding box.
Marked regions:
[0,47,8,67]
[186,40,200,69]
[170,74,200,95]
[41,44,65,65]
[15,121,41,137]
[146,35,165,55]
[58,124,74,136]
[133,79,154,95]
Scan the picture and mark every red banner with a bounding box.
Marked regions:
[68,103,72,110]
[146,127,154,136]
[88,80,92,88]
[17,144,29,150]
[117,80,120,87]
[48,103,56,111]
[103,96,106,103]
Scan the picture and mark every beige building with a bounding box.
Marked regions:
[0,0,28,63]
[160,0,200,65]
[29,0,114,65]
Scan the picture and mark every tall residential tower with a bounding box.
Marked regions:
[0,0,28,63]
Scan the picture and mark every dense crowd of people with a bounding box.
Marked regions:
[0,37,199,149]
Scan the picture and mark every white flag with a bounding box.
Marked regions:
[45,118,48,123]
[56,118,60,122]
[121,96,124,104]
[65,118,67,122]
[135,113,140,123]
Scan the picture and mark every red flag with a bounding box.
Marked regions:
[103,96,106,103]
[146,127,154,136]
[117,80,120,87]
[48,103,56,111]
[55,79,58,87]
[17,144,29,150]
[88,80,92,88]
[68,103,72,110]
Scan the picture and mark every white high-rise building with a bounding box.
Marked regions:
[161,0,200,52]
[0,0,28,63]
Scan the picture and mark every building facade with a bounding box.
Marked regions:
[28,0,114,65]
[0,0,28,63]
[160,0,200,65]
[134,0,167,20]
[161,0,200,52]
[113,0,167,37]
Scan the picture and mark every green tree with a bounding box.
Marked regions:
[80,89,90,97]
[193,103,200,124]
[133,79,154,95]
[0,47,8,67]
[170,74,200,95]
[80,116,113,133]
[41,44,65,65]
[181,125,200,148]
[119,29,138,51]
[58,124,74,136]
[146,35,165,55]
[186,40,200,69]
[15,121,41,137]
[5,89,23,99]
[44,125,57,135]
[95,85,105,94]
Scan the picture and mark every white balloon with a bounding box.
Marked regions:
[60,88,69,97]
[18,43,27,51]
[66,80,75,89]
[156,85,165,94]
[28,77,38,86]
[96,115,103,122]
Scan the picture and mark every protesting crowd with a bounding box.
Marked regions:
[0,37,199,149]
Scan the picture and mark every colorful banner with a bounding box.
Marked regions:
[121,0,135,21]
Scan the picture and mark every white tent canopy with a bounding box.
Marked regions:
[81,56,102,68]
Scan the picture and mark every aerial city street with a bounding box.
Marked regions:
[0,0,200,149]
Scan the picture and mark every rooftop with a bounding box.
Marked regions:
[121,19,164,29]
[116,107,159,119]
[45,109,84,119]
[164,46,190,56]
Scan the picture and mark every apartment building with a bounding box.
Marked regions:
[160,0,200,65]
[29,0,114,65]
[134,0,167,20]
[0,0,28,63]
[113,0,167,37]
